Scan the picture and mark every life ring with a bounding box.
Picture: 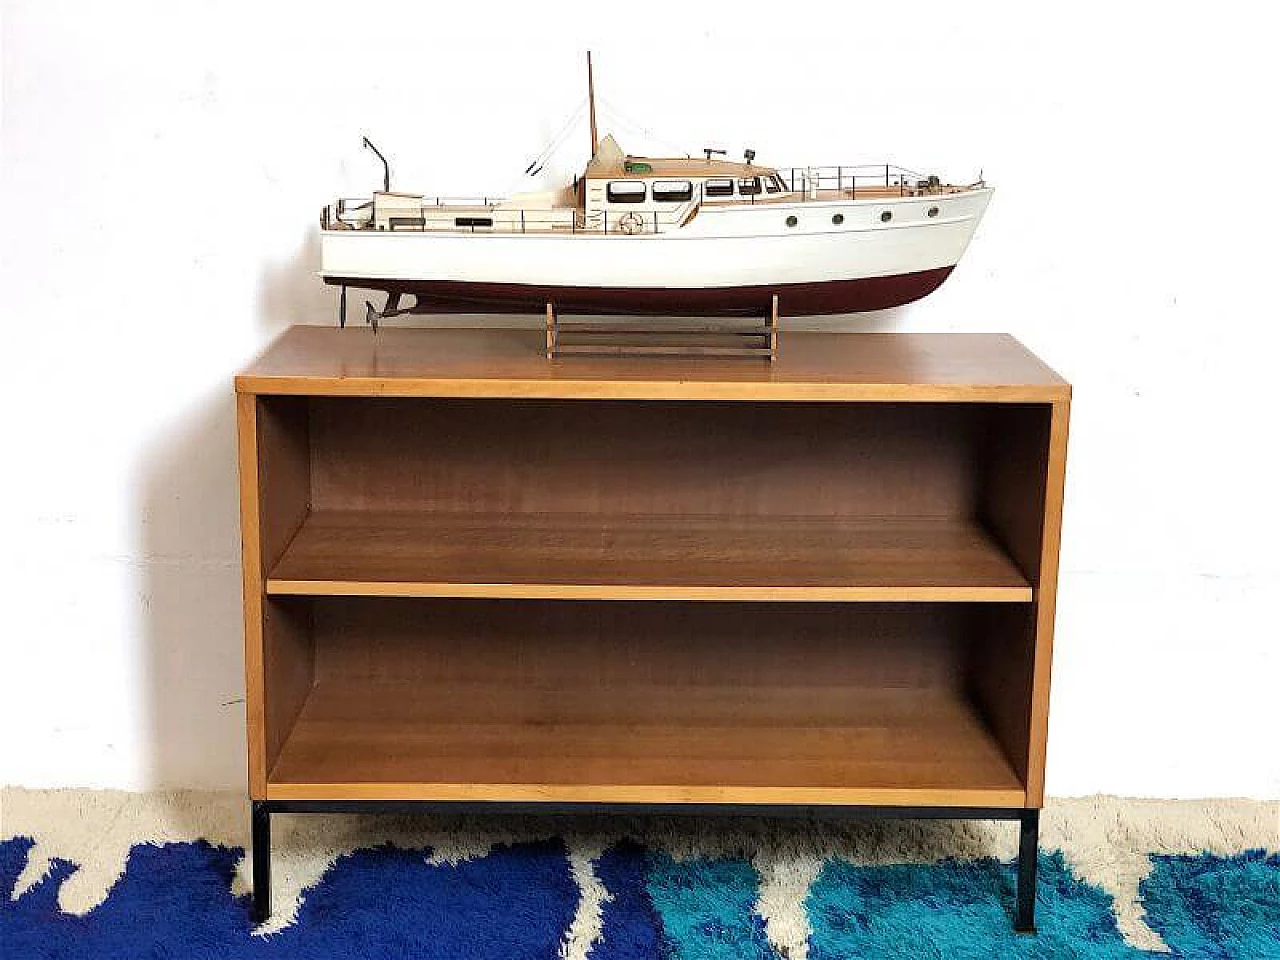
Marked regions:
[616,211,647,235]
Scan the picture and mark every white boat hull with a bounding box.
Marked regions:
[320,189,992,316]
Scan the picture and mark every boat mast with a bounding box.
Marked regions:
[587,51,599,157]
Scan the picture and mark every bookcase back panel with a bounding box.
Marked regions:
[308,399,989,518]
[311,599,967,691]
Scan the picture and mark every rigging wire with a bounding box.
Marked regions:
[597,96,693,158]
[523,98,588,175]
[512,90,696,196]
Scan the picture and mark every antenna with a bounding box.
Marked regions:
[362,137,390,193]
[587,52,599,157]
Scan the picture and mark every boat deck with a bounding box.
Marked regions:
[322,182,981,236]
[705,185,972,206]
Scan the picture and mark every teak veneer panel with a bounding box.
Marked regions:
[237,396,314,798]
[307,398,988,520]
[309,600,966,691]
[267,511,1032,601]
[236,327,1069,402]
[267,681,1024,807]
[971,401,1070,805]
[273,600,1022,806]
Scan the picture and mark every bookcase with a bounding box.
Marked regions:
[236,326,1069,929]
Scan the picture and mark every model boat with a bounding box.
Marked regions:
[320,56,991,321]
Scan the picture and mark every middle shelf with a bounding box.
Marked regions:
[266,510,1032,602]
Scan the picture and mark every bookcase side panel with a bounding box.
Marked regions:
[1026,399,1070,805]
[972,400,1069,805]
[237,394,268,796]
[239,395,315,795]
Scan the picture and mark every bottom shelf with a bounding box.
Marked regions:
[267,680,1025,807]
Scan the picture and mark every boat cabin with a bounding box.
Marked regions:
[579,135,788,233]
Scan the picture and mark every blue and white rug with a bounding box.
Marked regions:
[2,791,1277,958]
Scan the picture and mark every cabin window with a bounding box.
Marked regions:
[705,178,734,197]
[652,180,694,203]
[606,181,647,203]
[454,216,493,227]
[765,175,782,193]
[880,210,893,222]
[738,177,762,196]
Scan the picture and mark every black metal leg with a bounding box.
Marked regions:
[339,285,347,328]
[246,800,1039,932]
[1015,808,1039,933]
[251,801,271,924]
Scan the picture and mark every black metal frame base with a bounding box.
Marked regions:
[250,800,1039,932]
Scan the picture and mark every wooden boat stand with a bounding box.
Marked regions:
[341,287,780,361]
[545,296,779,360]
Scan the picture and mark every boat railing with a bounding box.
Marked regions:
[773,165,945,199]
[323,196,698,235]
[320,165,971,233]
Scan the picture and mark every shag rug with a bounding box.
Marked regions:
[1,790,1276,958]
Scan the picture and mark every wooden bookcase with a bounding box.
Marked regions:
[236,326,1069,929]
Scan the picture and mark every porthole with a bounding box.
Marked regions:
[832,213,845,225]
[785,215,798,228]
[880,210,892,223]
[927,206,939,218]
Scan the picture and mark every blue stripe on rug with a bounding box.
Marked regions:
[643,851,778,959]
[1140,850,1280,959]
[589,840,665,960]
[2,836,1278,958]
[806,853,1137,958]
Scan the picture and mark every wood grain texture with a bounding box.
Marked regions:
[267,511,1031,601]
[272,600,1020,805]
[978,404,1053,582]
[236,327,1069,402]
[236,396,315,797]
[965,605,1036,787]
[310,599,968,691]
[1025,399,1070,805]
[235,395,267,797]
[266,681,1024,807]
[234,331,1070,812]
[970,405,1049,788]
[307,398,987,520]
[970,399,1071,807]
[265,783,1025,805]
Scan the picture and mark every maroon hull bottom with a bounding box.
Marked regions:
[324,267,955,317]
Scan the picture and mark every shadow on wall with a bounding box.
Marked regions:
[137,389,246,808]
[134,222,909,840]
[259,228,331,334]
[135,227,330,835]
[783,305,907,333]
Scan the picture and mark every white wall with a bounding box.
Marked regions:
[2,1,1277,798]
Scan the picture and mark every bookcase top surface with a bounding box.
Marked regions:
[236,326,1069,401]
